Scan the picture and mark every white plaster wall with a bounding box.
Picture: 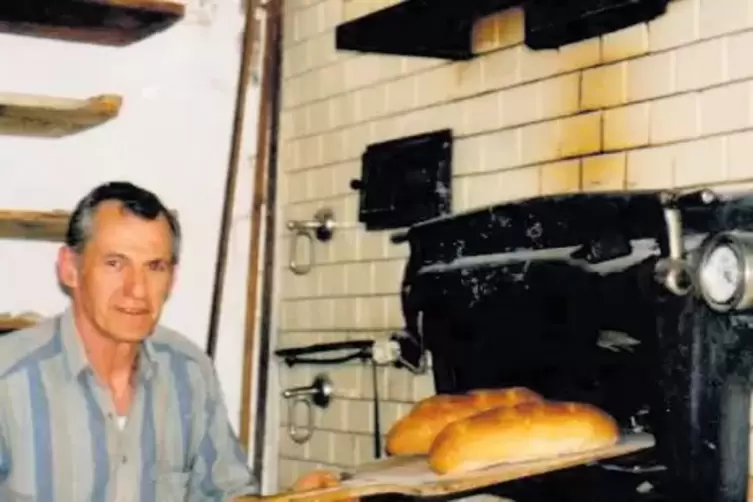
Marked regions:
[0,0,262,447]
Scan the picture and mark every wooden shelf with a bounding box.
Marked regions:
[0,313,42,333]
[0,93,122,138]
[0,0,185,46]
[0,210,70,241]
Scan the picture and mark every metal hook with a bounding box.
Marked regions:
[286,208,337,275]
[282,374,333,444]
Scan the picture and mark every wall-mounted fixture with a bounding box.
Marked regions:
[286,207,337,275]
[275,336,429,458]
[281,374,333,444]
[275,338,428,375]
[335,0,668,59]
[350,129,453,231]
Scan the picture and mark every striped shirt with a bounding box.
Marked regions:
[0,308,258,501]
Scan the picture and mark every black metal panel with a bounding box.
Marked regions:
[350,129,453,231]
[396,189,753,502]
[335,0,672,59]
[524,0,669,50]
[335,0,519,60]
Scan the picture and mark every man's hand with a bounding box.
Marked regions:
[291,470,341,491]
[291,470,358,502]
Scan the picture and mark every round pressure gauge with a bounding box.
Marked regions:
[697,232,753,312]
[699,245,742,305]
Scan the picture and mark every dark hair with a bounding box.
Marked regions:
[65,181,182,264]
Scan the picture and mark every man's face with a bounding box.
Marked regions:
[58,201,177,344]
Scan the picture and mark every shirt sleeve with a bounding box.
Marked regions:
[0,384,9,483]
[187,366,260,502]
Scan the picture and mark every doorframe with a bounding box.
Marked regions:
[239,0,284,493]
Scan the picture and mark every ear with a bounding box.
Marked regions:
[56,246,80,291]
[165,264,179,300]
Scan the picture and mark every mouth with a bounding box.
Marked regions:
[115,307,150,316]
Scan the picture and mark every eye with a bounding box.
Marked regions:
[148,261,168,272]
[105,258,123,270]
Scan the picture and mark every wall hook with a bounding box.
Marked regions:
[281,373,333,444]
[286,207,337,275]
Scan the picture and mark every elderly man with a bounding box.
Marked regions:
[0,181,328,501]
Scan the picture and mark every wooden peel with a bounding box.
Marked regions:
[240,433,655,502]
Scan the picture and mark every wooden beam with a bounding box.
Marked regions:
[0,0,185,46]
[0,93,122,138]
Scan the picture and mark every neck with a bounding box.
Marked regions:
[72,305,139,385]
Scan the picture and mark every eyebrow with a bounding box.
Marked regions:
[102,253,171,265]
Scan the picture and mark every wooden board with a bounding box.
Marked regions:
[0,0,184,46]
[0,93,122,137]
[0,210,70,241]
[251,433,655,502]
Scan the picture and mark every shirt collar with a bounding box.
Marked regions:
[58,307,158,382]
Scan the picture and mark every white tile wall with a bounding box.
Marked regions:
[274,0,753,491]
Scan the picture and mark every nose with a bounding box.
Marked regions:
[123,266,148,300]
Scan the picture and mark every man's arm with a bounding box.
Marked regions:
[188,367,259,502]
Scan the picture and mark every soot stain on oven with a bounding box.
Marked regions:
[436,15,648,305]
[543,32,642,194]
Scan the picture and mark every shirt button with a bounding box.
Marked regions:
[121,456,128,464]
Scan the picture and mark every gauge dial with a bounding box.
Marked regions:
[700,244,742,305]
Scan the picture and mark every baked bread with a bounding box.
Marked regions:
[386,387,544,456]
[428,401,620,475]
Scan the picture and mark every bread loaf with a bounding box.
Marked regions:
[428,401,620,475]
[385,387,544,456]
